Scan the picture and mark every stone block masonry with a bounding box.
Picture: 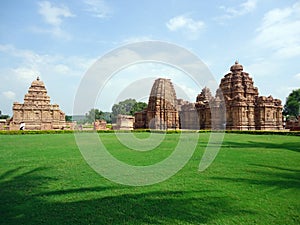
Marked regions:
[9,77,66,130]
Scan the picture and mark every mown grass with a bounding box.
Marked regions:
[0,133,299,225]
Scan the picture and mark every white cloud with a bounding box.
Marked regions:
[0,44,94,80]
[166,15,205,40]
[255,2,300,58]
[0,44,97,114]
[120,36,153,45]
[0,44,40,63]
[276,86,300,102]
[175,83,198,102]
[294,73,300,80]
[84,0,112,18]
[13,67,40,83]
[2,91,16,100]
[53,64,70,75]
[30,26,72,40]
[245,59,279,78]
[35,1,75,39]
[217,0,256,20]
[38,1,74,26]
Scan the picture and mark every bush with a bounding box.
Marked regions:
[0,129,299,136]
[0,130,74,135]
[223,130,300,136]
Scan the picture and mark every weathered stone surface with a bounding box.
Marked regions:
[0,119,7,130]
[178,102,199,130]
[9,77,66,130]
[218,61,258,130]
[136,61,283,130]
[94,119,107,130]
[135,78,179,129]
[134,110,147,129]
[115,114,134,130]
[286,116,300,131]
[195,87,213,129]
[255,96,283,130]
[194,61,283,130]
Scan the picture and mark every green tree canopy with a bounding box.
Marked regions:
[85,108,104,123]
[111,98,148,122]
[130,102,148,115]
[101,112,112,123]
[65,115,73,122]
[0,110,9,119]
[283,88,300,118]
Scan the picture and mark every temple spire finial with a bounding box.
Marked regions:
[37,76,40,81]
[235,60,239,64]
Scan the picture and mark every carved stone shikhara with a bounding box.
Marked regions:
[134,78,179,129]
[9,77,66,130]
[216,61,282,130]
[135,62,283,130]
[7,61,283,131]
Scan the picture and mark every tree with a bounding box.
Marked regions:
[0,110,9,119]
[111,98,136,121]
[84,109,112,123]
[283,88,300,118]
[0,115,9,119]
[85,108,104,123]
[111,98,148,122]
[130,102,147,115]
[65,115,73,122]
[101,112,112,123]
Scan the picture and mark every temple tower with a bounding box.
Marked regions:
[9,77,66,130]
[146,78,179,129]
[218,61,282,130]
[195,87,213,129]
[134,61,283,131]
[219,61,258,130]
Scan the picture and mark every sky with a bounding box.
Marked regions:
[1,0,300,115]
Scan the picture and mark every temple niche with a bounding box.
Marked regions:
[9,77,66,130]
[135,61,283,130]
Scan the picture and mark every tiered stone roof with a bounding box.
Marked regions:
[23,77,51,106]
[10,77,66,130]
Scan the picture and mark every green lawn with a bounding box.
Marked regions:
[0,133,299,225]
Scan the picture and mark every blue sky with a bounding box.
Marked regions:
[1,0,300,115]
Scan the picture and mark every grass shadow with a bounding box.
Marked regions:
[212,163,300,190]
[221,139,300,153]
[1,167,253,225]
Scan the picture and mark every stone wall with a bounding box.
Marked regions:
[93,119,107,130]
[115,114,134,130]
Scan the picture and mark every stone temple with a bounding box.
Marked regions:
[134,78,179,129]
[9,77,66,130]
[135,61,283,130]
[217,61,282,130]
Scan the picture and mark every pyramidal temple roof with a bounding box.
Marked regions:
[24,76,51,106]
